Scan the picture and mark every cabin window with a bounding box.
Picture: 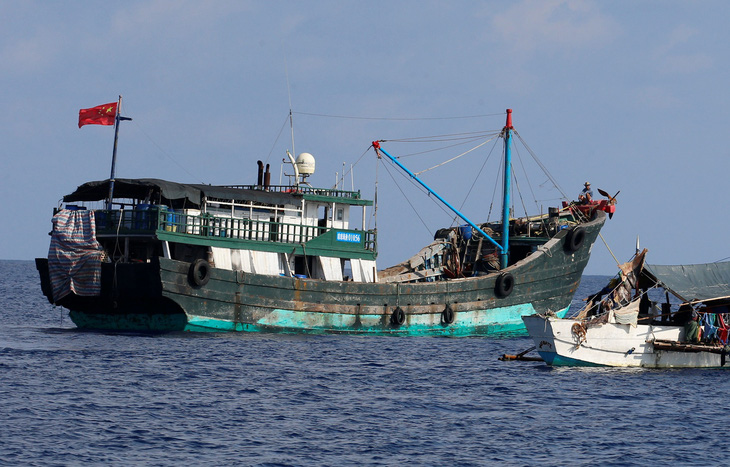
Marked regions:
[336,208,344,221]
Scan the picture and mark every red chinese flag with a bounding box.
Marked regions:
[78,102,117,128]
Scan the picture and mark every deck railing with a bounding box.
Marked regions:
[94,207,376,252]
[223,185,363,200]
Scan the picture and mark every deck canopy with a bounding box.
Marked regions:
[644,261,730,305]
[63,178,303,209]
[197,185,302,206]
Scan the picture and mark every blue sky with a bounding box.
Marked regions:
[2,1,729,275]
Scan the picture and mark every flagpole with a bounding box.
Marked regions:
[106,95,123,210]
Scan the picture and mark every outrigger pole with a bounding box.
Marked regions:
[372,141,505,255]
[106,95,132,210]
[372,108,515,269]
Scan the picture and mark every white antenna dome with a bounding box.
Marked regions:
[296,152,316,176]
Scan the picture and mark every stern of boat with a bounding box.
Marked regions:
[36,256,189,331]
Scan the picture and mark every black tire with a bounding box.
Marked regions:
[442,305,455,324]
[390,306,406,326]
[189,259,211,287]
[434,228,453,240]
[565,226,586,253]
[495,272,514,298]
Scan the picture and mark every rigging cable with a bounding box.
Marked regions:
[511,143,540,216]
[284,47,296,159]
[332,146,371,190]
[383,130,500,143]
[376,145,466,221]
[128,116,203,183]
[379,159,434,237]
[486,156,504,222]
[514,131,569,200]
[293,111,505,121]
[381,135,493,159]
[599,232,622,267]
[414,136,497,176]
[508,143,538,221]
[511,169,530,222]
[370,153,378,232]
[451,136,501,227]
[265,113,291,164]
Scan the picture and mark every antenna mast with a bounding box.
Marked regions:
[284,52,295,158]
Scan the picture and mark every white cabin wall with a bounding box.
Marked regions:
[211,247,288,276]
[211,247,233,270]
[303,202,320,227]
[332,205,350,230]
[351,258,377,283]
[317,256,344,281]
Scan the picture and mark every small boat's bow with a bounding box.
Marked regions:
[522,314,563,365]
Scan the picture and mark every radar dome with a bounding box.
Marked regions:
[295,152,316,176]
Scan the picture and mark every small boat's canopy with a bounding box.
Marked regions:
[643,261,730,305]
[576,251,730,320]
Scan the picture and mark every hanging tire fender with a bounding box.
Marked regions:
[390,306,406,326]
[565,226,586,253]
[495,272,514,298]
[189,259,211,287]
[442,304,455,325]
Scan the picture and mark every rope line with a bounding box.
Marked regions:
[129,119,203,183]
[454,136,501,226]
[331,146,371,190]
[383,130,501,144]
[386,136,493,159]
[265,113,291,164]
[380,159,433,236]
[514,130,568,200]
[414,137,497,175]
[487,156,504,222]
[293,111,504,121]
[512,145,534,213]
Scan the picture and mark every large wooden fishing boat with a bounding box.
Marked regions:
[37,105,614,334]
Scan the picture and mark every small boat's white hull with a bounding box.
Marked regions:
[523,315,730,368]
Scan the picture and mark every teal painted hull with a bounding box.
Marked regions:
[183,306,570,336]
[69,305,570,336]
[538,351,606,367]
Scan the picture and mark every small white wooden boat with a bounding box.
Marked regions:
[523,314,730,368]
[523,249,730,368]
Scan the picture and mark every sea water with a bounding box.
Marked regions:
[0,260,725,466]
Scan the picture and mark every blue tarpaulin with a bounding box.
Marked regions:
[645,261,730,303]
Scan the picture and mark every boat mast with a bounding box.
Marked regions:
[500,109,513,269]
[106,95,122,210]
[106,95,132,210]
